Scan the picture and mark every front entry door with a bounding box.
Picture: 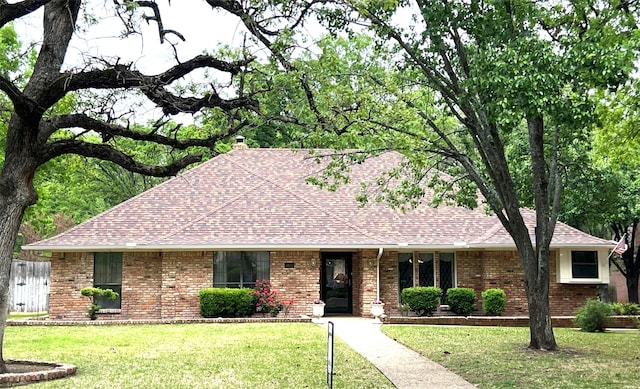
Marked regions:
[321,252,352,314]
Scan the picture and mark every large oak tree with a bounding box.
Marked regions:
[0,0,315,372]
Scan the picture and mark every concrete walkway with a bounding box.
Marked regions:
[317,317,477,389]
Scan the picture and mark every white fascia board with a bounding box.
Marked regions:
[23,242,614,253]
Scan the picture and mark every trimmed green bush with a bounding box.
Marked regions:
[401,286,442,316]
[610,302,639,316]
[199,288,254,318]
[482,288,506,316]
[446,288,476,315]
[80,287,119,320]
[574,299,613,332]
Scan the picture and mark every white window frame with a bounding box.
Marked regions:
[557,248,609,284]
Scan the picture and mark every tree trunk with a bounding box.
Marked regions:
[0,117,40,372]
[524,272,557,350]
[513,223,558,350]
[0,199,32,373]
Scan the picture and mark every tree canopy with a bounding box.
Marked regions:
[293,0,640,350]
[0,0,319,373]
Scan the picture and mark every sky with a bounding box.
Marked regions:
[11,0,329,124]
[14,0,253,73]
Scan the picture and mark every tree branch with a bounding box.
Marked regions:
[39,140,202,177]
[0,0,50,27]
[0,75,44,117]
[39,113,236,149]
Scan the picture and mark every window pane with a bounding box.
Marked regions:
[571,251,598,278]
[94,285,121,309]
[256,252,270,281]
[223,252,242,287]
[398,253,413,297]
[242,252,257,286]
[418,253,434,286]
[94,252,122,284]
[439,253,455,304]
[214,252,270,288]
[94,253,122,309]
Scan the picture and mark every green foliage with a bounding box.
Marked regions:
[446,288,476,316]
[401,287,441,316]
[610,302,639,316]
[253,280,282,317]
[199,288,254,318]
[79,287,119,320]
[482,288,507,316]
[574,299,613,332]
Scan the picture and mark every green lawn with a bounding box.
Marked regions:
[382,325,640,389]
[4,323,394,389]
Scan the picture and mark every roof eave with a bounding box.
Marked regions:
[22,241,614,252]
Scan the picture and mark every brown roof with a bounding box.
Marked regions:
[24,148,612,251]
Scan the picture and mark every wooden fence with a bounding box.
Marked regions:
[9,259,50,313]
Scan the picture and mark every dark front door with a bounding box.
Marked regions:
[321,252,352,314]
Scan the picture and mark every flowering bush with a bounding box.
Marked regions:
[254,280,281,317]
[313,299,324,304]
[372,299,383,304]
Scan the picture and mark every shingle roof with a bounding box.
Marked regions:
[24,148,613,251]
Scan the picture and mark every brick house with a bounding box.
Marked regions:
[24,144,614,320]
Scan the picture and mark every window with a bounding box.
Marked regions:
[557,248,607,284]
[398,253,413,293]
[439,253,455,304]
[418,252,435,286]
[571,251,598,279]
[399,252,455,303]
[214,251,270,288]
[94,252,122,309]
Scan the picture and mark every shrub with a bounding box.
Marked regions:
[80,287,119,320]
[199,288,254,318]
[574,299,613,332]
[446,288,476,315]
[610,302,639,316]
[253,280,282,317]
[482,288,506,316]
[401,287,442,316]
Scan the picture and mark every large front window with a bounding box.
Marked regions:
[214,251,270,288]
[94,252,122,309]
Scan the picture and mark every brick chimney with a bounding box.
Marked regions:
[232,135,249,150]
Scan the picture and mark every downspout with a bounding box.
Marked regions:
[376,248,383,301]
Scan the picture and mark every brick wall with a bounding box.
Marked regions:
[49,252,93,320]
[49,248,599,320]
[474,250,597,316]
[269,251,320,317]
[49,251,213,320]
[378,250,398,310]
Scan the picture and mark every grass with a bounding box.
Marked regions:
[382,325,640,389]
[4,323,394,389]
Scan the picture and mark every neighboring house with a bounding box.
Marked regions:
[609,268,640,303]
[24,142,614,320]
